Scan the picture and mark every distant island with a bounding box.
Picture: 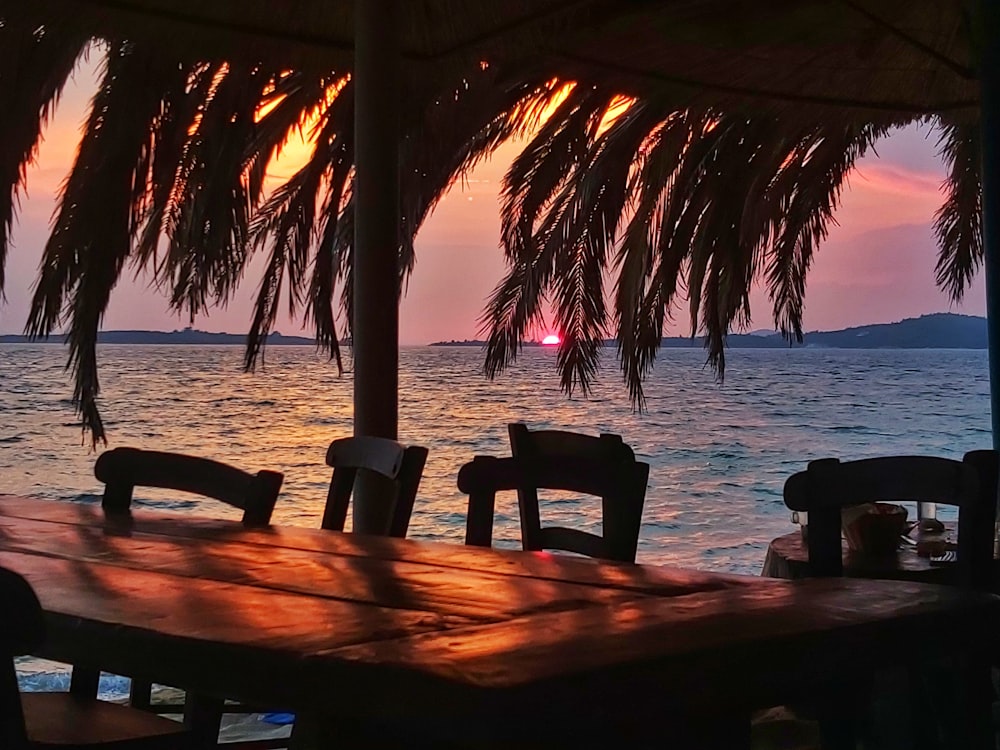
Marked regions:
[430,313,988,350]
[1,313,987,349]
[0,327,315,345]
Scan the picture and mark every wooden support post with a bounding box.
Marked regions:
[980,0,1000,449]
[353,0,400,533]
[69,666,100,698]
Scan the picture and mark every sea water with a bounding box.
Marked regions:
[0,344,990,572]
[0,344,991,696]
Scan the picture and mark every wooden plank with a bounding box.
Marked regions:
[0,495,756,596]
[0,515,646,620]
[324,578,1000,716]
[15,536,996,724]
[0,550,463,653]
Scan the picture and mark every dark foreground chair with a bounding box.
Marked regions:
[459,444,649,563]
[0,567,188,750]
[91,448,284,749]
[782,450,999,748]
[322,436,428,537]
[783,450,999,588]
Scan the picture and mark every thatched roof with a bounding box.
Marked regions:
[24,0,976,117]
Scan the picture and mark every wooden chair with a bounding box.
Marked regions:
[782,451,999,748]
[508,422,637,464]
[322,436,428,537]
[503,422,645,562]
[273,437,428,749]
[459,445,649,563]
[783,451,999,589]
[91,448,284,748]
[0,567,189,750]
[95,447,284,527]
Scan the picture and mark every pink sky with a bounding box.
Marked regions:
[0,64,985,344]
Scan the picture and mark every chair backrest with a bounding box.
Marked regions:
[505,423,644,561]
[322,436,428,537]
[459,451,649,563]
[783,450,999,588]
[0,568,44,750]
[95,447,284,527]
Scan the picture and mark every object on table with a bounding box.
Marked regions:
[791,510,809,542]
[929,550,959,565]
[918,517,946,533]
[841,502,908,555]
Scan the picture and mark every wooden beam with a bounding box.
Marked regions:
[353,0,401,533]
[979,0,1000,448]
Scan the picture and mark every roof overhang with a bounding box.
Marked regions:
[17,0,978,117]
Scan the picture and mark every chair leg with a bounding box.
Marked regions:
[681,712,751,749]
[288,712,325,750]
[129,678,153,710]
[958,655,995,750]
[69,666,100,698]
[184,693,225,750]
[816,684,863,750]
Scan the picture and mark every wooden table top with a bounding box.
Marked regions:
[2,495,999,737]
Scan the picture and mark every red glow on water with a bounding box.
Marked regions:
[541,334,560,345]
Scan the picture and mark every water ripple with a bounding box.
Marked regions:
[0,344,990,575]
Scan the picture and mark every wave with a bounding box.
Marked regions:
[67,493,102,505]
[17,668,131,701]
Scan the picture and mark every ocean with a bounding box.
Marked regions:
[1,343,990,576]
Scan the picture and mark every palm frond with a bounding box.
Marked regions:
[160,62,285,317]
[245,77,352,369]
[27,41,185,443]
[0,19,86,298]
[765,121,891,341]
[483,91,905,410]
[933,117,982,301]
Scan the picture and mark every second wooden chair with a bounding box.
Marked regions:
[459,427,649,563]
[92,447,284,749]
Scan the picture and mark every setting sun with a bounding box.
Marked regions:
[541,334,560,345]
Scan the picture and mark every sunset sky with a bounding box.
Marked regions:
[0,61,986,344]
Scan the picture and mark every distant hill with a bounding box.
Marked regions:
[430,314,987,349]
[3,314,984,348]
[0,327,315,345]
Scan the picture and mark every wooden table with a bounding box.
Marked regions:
[2,495,998,748]
[761,525,970,583]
